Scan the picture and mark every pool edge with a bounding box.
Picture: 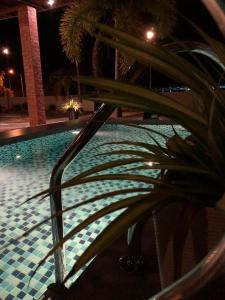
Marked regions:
[0,118,176,147]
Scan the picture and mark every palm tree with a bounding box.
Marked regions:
[49,68,77,97]
[60,0,176,114]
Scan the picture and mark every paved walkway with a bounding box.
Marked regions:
[0,112,144,132]
[0,114,68,132]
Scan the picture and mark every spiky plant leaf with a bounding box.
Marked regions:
[21,19,225,288]
[60,0,176,69]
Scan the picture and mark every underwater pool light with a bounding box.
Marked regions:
[71,130,79,135]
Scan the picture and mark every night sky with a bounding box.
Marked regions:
[0,0,223,95]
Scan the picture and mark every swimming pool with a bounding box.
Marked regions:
[0,124,187,300]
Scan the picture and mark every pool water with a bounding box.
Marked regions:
[0,124,187,300]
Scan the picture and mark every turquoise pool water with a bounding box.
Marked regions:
[0,124,186,300]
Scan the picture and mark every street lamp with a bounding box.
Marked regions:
[19,72,25,97]
[6,68,15,90]
[7,68,25,97]
[1,48,25,96]
[1,47,11,88]
[2,47,9,55]
[146,29,155,41]
[8,68,15,75]
[143,28,157,120]
[47,0,55,6]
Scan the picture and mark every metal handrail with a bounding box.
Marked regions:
[48,43,225,297]
[49,62,146,283]
[50,103,115,283]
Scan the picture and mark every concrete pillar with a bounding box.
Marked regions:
[18,5,46,126]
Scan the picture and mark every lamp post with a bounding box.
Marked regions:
[143,28,156,120]
[146,28,156,89]
[2,67,15,111]
[2,47,12,89]
[19,72,25,97]
[7,68,15,90]
[1,48,25,96]
[47,0,55,6]
[7,69,25,97]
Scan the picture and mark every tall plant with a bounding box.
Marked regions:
[60,0,176,113]
[21,22,225,289]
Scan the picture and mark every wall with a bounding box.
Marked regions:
[0,96,95,112]
[0,91,202,118]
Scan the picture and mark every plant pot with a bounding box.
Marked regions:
[68,108,79,120]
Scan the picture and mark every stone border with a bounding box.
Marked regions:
[0,118,176,147]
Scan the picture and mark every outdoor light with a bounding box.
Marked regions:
[146,29,155,41]
[2,47,9,55]
[47,0,55,6]
[62,98,82,120]
[71,130,79,135]
[62,99,81,111]
[8,68,15,75]
[148,161,153,167]
[145,27,156,90]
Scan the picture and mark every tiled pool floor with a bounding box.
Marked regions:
[0,124,186,299]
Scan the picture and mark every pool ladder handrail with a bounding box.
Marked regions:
[50,107,225,299]
[50,103,115,283]
[49,62,146,284]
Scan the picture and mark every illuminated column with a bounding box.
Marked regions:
[18,5,46,126]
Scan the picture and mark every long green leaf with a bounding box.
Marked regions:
[64,194,171,282]
[74,76,208,136]
[90,97,206,143]
[3,188,150,251]
[23,158,151,203]
[93,32,218,101]
[97,140,168,157]
[90,22,225,107]
[31,193,155,280]
[88,20,220,95]
[129,164,222,184]
[96,150,169,163]
[118,122,171,139]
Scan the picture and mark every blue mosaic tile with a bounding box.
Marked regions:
[0,124,187,299]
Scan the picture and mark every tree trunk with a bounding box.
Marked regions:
[75,59,82,102]
[114,20,122,118]
[92,37,102,111]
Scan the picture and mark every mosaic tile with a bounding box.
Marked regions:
[0,124,187,299]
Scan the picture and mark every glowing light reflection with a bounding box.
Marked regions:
[71,130,79,135]
[47,0,55,6]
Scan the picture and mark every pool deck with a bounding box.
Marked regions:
[0,115,177,300]
[0,112,142,146]
[0,112,174,146]
[0,113,91,132]
[0,113,91,146]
